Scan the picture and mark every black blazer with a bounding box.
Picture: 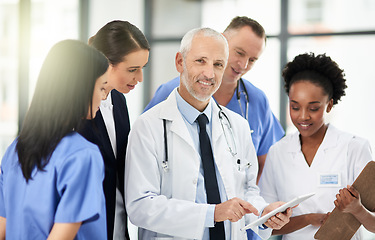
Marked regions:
[79,89,130,240]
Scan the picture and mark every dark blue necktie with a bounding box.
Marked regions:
[196,114,225,240]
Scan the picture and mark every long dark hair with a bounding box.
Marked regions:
[88,20,150,65]
[16,40,109,181]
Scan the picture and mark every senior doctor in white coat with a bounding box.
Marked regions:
[125,27,292,240]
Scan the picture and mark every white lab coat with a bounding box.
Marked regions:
[259,124,373,240]
[125,89,270,240]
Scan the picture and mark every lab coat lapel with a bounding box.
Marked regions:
[159,89,200,201]
[319,124,339,151]
[211,100,224,145]
[159,90,196,150]
[311,124,343,168]
[211,103,236,199]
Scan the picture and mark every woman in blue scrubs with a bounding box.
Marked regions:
[0,40,109,239]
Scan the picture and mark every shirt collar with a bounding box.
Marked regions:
[288,123,337,152]
[101,90,113,109]
[175,88,212,125]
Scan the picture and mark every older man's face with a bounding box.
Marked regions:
[177,34,228,109]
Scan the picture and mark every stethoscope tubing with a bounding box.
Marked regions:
[162,80,250,172]
[162,104,240,172]
[236,78,249,120]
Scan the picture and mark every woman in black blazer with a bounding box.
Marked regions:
[79,20,150,240]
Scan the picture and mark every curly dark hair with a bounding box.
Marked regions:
[282,53,347,105]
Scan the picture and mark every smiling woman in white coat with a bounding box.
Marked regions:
[259,53,373,240]
[125,27,292,240]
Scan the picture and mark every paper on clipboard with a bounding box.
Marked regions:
[241,192,315,231]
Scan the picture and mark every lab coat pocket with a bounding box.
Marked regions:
[160,167,172,199]
[233,158,252,191]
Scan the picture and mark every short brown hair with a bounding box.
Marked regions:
[224,16,266,40]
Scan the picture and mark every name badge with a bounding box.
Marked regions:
[318,173,341,187]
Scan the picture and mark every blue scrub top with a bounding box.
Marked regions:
[143,76,285,156]
[0,132,107,239]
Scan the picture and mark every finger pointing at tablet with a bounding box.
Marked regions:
[214,197,259,222]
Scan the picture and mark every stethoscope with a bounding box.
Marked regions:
[236,78,249,120]
[162,103,251,172]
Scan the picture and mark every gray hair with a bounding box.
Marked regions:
[179,27,229,59]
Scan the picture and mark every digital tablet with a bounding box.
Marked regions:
[241,192,315,231]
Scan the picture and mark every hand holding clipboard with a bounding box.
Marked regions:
[314,161,375,239]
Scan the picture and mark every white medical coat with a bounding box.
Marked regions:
[125,89,270,240]
[259,124,373,240]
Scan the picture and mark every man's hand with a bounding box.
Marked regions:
[262,202,293,229]
[214,197,259,222]
[335,185,362,214]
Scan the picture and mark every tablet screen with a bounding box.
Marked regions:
[241,192,315,231]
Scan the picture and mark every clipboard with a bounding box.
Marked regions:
[314,161,375,240]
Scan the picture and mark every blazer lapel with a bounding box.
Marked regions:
[94,109,116,161]
[110,90,130,211]
[112,90,130,160]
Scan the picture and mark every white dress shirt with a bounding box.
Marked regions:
[100,94,117,158]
